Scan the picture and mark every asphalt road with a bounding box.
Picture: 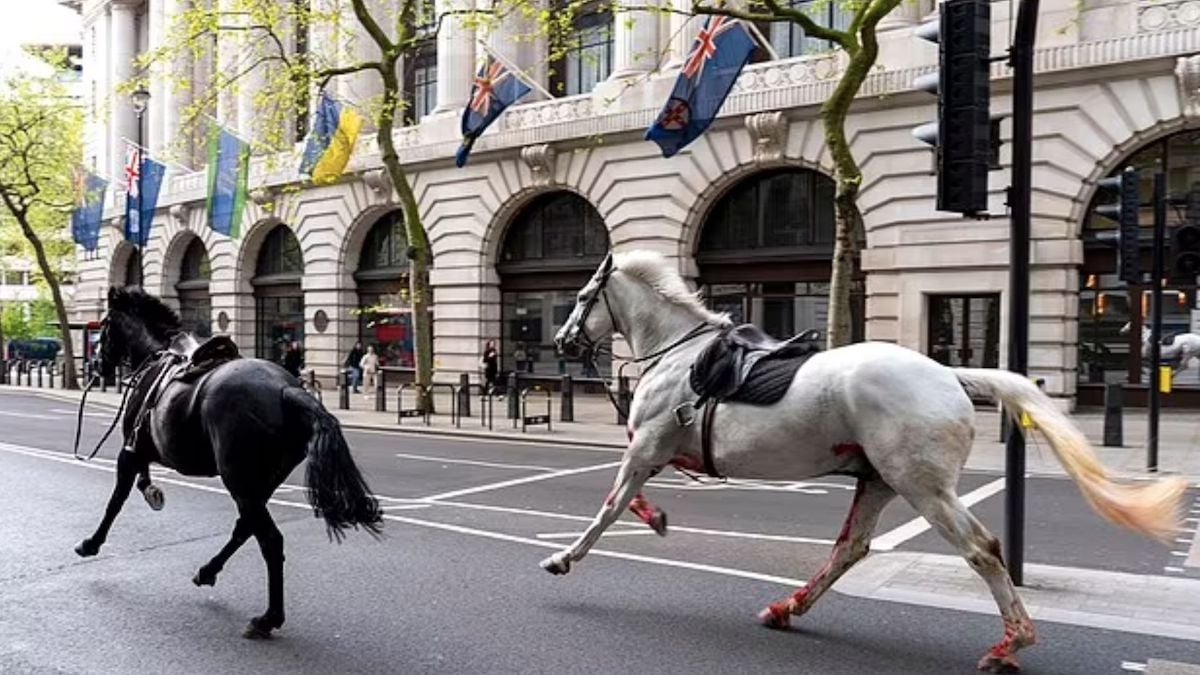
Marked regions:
[1,388,1197,674]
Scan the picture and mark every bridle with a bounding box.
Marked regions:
[71,314,160,462]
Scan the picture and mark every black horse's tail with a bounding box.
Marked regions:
[283,387,383,541]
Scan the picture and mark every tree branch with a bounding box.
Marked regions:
[351,0,397,55]
[316,61,383,89]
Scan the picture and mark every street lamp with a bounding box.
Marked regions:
[130,87,150,288]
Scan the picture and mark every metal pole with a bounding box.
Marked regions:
[135,110,145,288]
[1147,172,1166,472]
[1005,0,1040,588]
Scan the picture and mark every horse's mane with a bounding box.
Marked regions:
[613,251,729,325]
[109,286,183,342]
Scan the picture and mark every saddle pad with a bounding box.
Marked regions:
[721,352,815,405]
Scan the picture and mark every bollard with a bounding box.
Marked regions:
[560,374,574,422]
[507,372,519,420]
[24,361,32,387]
[0,359,6,385]
[1103,382,1123,447]
[48,362,56,389]
[458,373,471,418]
[338,370,350,410]
[616,375,631,426]
[37,362,44,388]
[375,370,386,412]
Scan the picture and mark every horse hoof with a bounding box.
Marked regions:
[758,605,791,630]
[649,511,668,537]
[242,617,280,640]
[192,568,218,587]
[74,539,99,558]
[977,654,1021,673]
[540,555,570,575]
[142,484,165,511]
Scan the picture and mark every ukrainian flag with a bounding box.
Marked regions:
[300,93,364,184]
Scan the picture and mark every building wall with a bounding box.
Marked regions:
[71,0,1200,404]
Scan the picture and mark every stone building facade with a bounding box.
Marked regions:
[70,0,1200,406]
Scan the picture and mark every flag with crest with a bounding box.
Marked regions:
[455,53,532,168]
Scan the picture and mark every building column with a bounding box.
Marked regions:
[148,0,165,156]
[84,7,111,173]
[487,0,545,99]
[159,0,192,163]
[878,0,924,31]
[665,0,700,70]
[216,0,239,129]
[610,4,660,79]
[109,0,139,182]
[431,0,476,114]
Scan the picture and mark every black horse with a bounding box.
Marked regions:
[76,286,383,638]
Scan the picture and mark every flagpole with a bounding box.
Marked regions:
[739,19,780,61]
[476,40,555,100]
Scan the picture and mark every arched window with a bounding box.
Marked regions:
[498,191,610,377]
[696,169,860,342]
[355,211,414,368]
[176,238,211,337]
[123,248,142,287]
[252,225,304,363]
[1078,129,1200,396]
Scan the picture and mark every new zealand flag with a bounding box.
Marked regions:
[455,55,532,168]
[645,16,757,158]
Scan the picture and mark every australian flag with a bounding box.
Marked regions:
[455,55,531,168]
[646,16,757,158]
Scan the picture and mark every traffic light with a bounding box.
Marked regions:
[912,0,992,216]
[1094,167,1141,284]
[1170,217,1200,285]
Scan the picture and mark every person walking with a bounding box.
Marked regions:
[359,345,379,399]
[481,340,499,394]
[345,341,365,394]
[283,340,304,379]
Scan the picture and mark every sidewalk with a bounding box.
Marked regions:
[7,382,1199,479]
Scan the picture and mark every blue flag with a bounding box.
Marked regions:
[123,147,166,248]
[455,55,532,168]
[645,16,757,158]
[71,169,107,253]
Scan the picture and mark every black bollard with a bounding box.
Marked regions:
[338,370,350,410]
[37,363,44,388]
[560,374,574,422]
[48,363,56,389]
[375,374,386,412]
[458,373,471,418]
[1103,382,1123,447]
[616,375,631,426]
[0,359,6,385]
[24,361,32,387]
[507,372,519,420]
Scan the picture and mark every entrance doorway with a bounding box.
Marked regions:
[927,294,1001,368]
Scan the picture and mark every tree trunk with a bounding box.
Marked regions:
[17,215,78,389]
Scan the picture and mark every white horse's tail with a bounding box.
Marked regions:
[954,368,1186,544]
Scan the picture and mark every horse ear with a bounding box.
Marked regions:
[107,286,119,302]
[600,252,613,274]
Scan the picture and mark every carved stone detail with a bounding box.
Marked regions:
[362,168,394,200]
[745,111,788,164]
[520,144,557,186]
[249,186,278,210]
[169,203,191,228]
[1178,54,1200,119]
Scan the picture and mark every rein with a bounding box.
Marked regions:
[590,322,718,422]
[72,353,158,462]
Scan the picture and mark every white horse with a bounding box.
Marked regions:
[1119,321,1200,374]
[543,251,1185,673]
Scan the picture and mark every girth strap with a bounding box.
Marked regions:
[700,402,723,479]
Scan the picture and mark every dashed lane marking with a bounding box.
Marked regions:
[535,528,657,540]
[0,409,61,420]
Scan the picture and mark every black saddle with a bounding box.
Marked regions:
[689,324,821,406]
[175,335,240,383]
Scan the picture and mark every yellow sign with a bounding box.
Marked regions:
[1020,411,1036,430]
[1160,367,1172,394]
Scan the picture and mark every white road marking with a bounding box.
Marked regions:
[1164,566,1186,573]
[535,529,657,540]
[380,504,432,511]
[1177,538,1194,545]
[1121,662,1147,672]
[1187,520,1200,569]
[345,426,622,453]
[433,499,837,546]
[647,476,853,495]
[0,409,62,420]
[0,441,809,590]
[419,461,622,501]
[394,452,554,472]
[870,478,1007,552]
[48,408,114,419]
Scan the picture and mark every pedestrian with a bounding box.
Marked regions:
[482,340,499,394]
[514,342,528,374]
[345,341,364,394]
[359,345,379,399]
[283,340,303,378]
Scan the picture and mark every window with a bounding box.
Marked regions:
[255,226,304,279]
[699,169,835,255]
[927,294,1001,368]
[768,0,852,58]
[358,212,410,273]
[179,238,211,282]
[549,2,612,96]
[499,192,609,267]
[403,4,438,124]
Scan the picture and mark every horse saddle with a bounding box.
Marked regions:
[166,335,241,384]
[689,324,822,406]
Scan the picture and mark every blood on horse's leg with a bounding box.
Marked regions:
[628,493,667,536]
[541,460,655,574]
[760,477,895,629]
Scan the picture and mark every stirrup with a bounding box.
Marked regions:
[673,402,697,427]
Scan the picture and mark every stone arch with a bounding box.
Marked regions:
[158,229,207,299]
[108,240,140,288]
[336,204,404,289]
[482,185,599,270]
[233,217,296,295]
[677,159,835,273]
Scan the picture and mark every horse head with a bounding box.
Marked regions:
[101,286,182,375]
[555,253,616,359]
